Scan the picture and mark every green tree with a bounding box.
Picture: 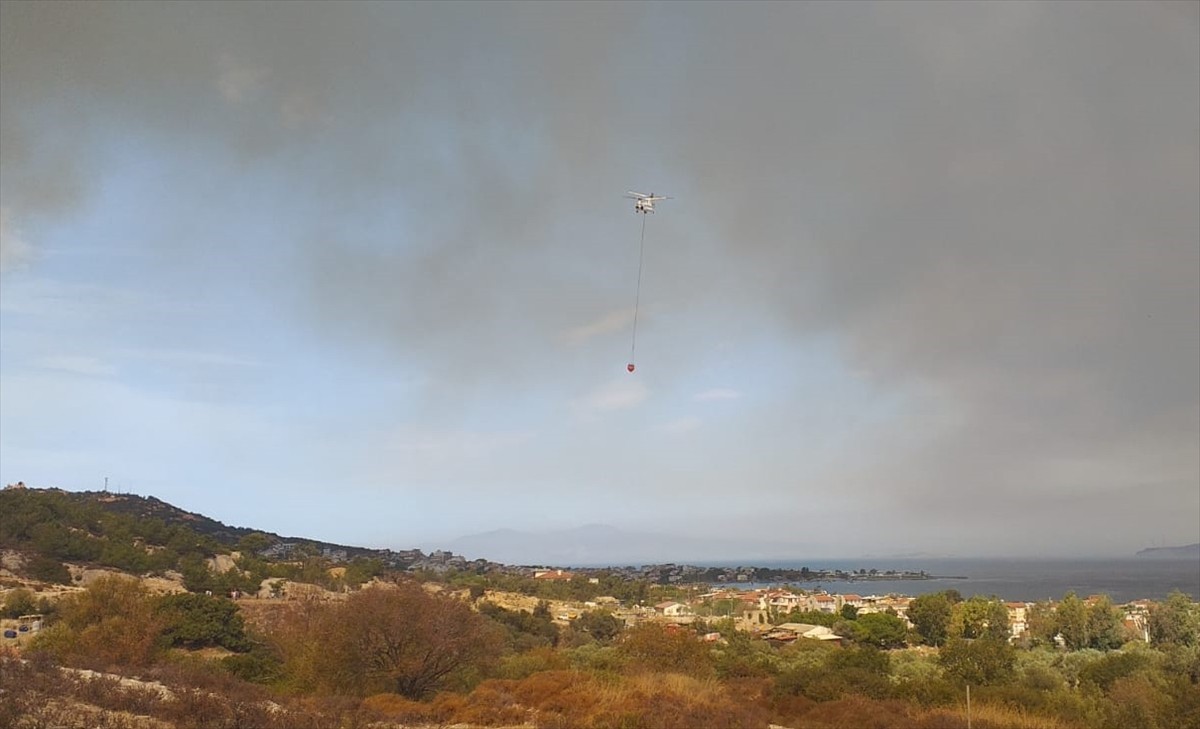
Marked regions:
[576,609,623,643]
[950,595,1009,641]
[478,601,559,651]
[236,532,273,555]
[854,611,910,649]
[98,539,151,573]
[1026,600,1058,647]
[840,603,859,621]
[1056,592,1090,650]
[26,555,71,585]
[908,592,954,646]
[778,608,839,628]
[1078,650,1152,691]
[157,592,249,651]
[939,637,1015,686]
[343,557,386,588]
[1085,595,1125,650]
[2,588,37,618]
[791,645,894,701]
[1148,590,1200,647]
[179,555,216,593]
[825,647,892,695]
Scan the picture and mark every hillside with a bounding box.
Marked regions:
[0,486,446,592]
[6,487,380,556]
[1136,543,1200,559]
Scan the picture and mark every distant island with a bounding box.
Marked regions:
[1136,543,1200,559]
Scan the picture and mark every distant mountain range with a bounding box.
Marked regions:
[1135,543,1200,559]
[447,524,814,566]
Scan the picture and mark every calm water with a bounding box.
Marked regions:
[705,558,1200,603]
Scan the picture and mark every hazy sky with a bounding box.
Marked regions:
[2,1,1197,559]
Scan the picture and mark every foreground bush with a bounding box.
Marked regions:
[270,580,504,698]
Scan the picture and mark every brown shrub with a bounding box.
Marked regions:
[267,582,504,698]
[33,575,167,670]
[361,692,430,720]
[454,680,533,725]
[791,695,920,728]
[510,669,588,707]
[618,623,716,679]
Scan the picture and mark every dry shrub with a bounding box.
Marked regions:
[267,582,504,698]
[427,691,471,722]
[361,692,426,719]
[786,695,920,728]
[34,575,168,670]
[363,691,468,724]
[497,645,571,679]
[520,670,618,720]
[498,669,767,728]
[145,657,269,701]
[770,691,819,724]
[453,680,533,725]
[156,688,238,728]
[510,669,588,707]
[911,702,1089,729]
[618,623,716,678]
[71,673,164,716]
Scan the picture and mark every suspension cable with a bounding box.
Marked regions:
[630,213,648,367]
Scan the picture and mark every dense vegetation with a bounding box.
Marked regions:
[0,489,226,579]
[4,488,1199,728]
[0,488,388,594]
[5,572,1199,728]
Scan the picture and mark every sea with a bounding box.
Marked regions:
[701,558,1200,604]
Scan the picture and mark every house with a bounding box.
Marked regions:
[534,569,575,581]
[871,595,912,621]
[763,622,844,644]
[655,601,692,618]
[813,594,838,613]
[261,542,301,560]
[1123,601,1153,642]
[763,590,806,612]
[1006,602,1030,640]
[842,594,865,608]
[322,547,349,561]
[1123,614,1150,642]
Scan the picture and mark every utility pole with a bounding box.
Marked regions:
[104,476,108,492]
[966,684,971,729]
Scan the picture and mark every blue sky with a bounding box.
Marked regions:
[2,1,1197,559]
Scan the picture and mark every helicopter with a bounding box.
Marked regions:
[625,190,672,214]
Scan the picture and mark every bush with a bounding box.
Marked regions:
[496,646,570,680]
[221,651,283,684]
[33,574,166,668]
[1,588,37,618]
[939,637,1015,686]
[158,592,250,651]
[270,582,504,698]
[617,623,715,678]
[1079,650,1152,691]
[26,555,71,584]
